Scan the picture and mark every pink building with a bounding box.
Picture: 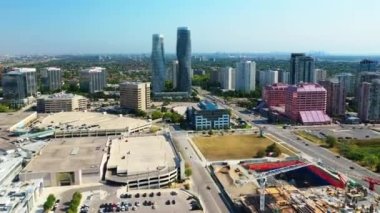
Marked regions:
[263,83,289,107]
[285,83,331,125]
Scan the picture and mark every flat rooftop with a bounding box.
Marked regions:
[22,137,107,173]
[107,135,176,175]
[35,112,150,131]
[0,112,35,130]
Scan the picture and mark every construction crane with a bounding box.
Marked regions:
[255,161,314,211]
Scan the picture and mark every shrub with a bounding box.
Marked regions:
[43,194,56,211]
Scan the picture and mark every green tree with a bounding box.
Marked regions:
[135,109,147,117]
[255,149,266,158]
[164,80,173,91]
[208,130,214,135]
[325,135,337,148]
[363,155,378,169]
[0,104,10,112]
[151,110,163,120]
[43,194,56,211]
[265,143,282,157]
[185,167,192,177]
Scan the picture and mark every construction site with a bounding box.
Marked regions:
[212,159,380,213]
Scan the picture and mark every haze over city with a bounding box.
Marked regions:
[1,0,380,55]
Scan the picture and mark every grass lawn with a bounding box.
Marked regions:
[192,134,294,161]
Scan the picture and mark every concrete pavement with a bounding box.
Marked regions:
[171,131,230,213]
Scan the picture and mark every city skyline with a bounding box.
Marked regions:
[1,0,380,55]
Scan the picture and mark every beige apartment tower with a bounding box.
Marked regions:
[119,82,151,111]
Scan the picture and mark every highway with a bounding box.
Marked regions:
[171,130,230,213]
[205,94,380,193]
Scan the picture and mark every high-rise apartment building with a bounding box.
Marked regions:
[220,67,235,90]
[358,79,380,122]
[41,67,62,92]
[359,59,378,72]
[289,53,315,84]
[336,73,355,96]
[314,69,327,83]
[171,60,179,89]
[176,27,192,93]
[151,34,166,93]
[79,67,107,94]
[319,79,346,117]
[278,70,290,84]
[259,70,278,87]
[285,83,330,124]
[235,61,256,93]
[119,82,151,111]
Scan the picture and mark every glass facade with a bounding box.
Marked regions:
[151,34,166,93]
[176,27,192,93]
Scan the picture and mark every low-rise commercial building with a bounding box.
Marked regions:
[105,135,179,189]
[37,93,88,113]
[0,179,43,213]
[187,100,230,130]
[119,81,151,111]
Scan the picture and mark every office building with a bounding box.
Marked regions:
[335,73,355,96]
[358,79,380,122]
[278,70,290,84]
[37,93,88,113]
[285,83,330,125]
[171,60,179,89]
[359,59,378,72]
[289,53,315,84]
[2,71,26,101]
[357,71,380,84]
[14,68,37,96]
[314,69,327,82]
[79,67,107,93]
[319,79,346,117]
[263,83,289,107]
[41,67,63,92]
[235,61,256,93]
[2,68,37,106]
[259,70,278,87]
[210,70,221,83]
[176,27,192,93]
[187,100,230,130]
[151,34,166,93]
[220,67,235,90]
[119,82,151,111]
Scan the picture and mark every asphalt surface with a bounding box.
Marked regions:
[171,130,230,213]
[205,94,380,193]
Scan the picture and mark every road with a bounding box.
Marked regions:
[205,94,380,192]
[171,130,230,213]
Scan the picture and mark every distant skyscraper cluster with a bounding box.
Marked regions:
[150,27,192,94]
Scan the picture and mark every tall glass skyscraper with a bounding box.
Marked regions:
[289,53,315,84]
[151,34,166,93]
[176,27,192,93]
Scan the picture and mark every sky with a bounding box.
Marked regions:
[0,0,380,55]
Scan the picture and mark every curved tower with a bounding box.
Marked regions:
[151,34,166,93]
[176,27,192,93]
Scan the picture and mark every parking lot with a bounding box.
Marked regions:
[309,126,380,140]
[97,189,202,213]
[36,185,202,213]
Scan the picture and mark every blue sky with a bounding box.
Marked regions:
[0,0,380,55]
